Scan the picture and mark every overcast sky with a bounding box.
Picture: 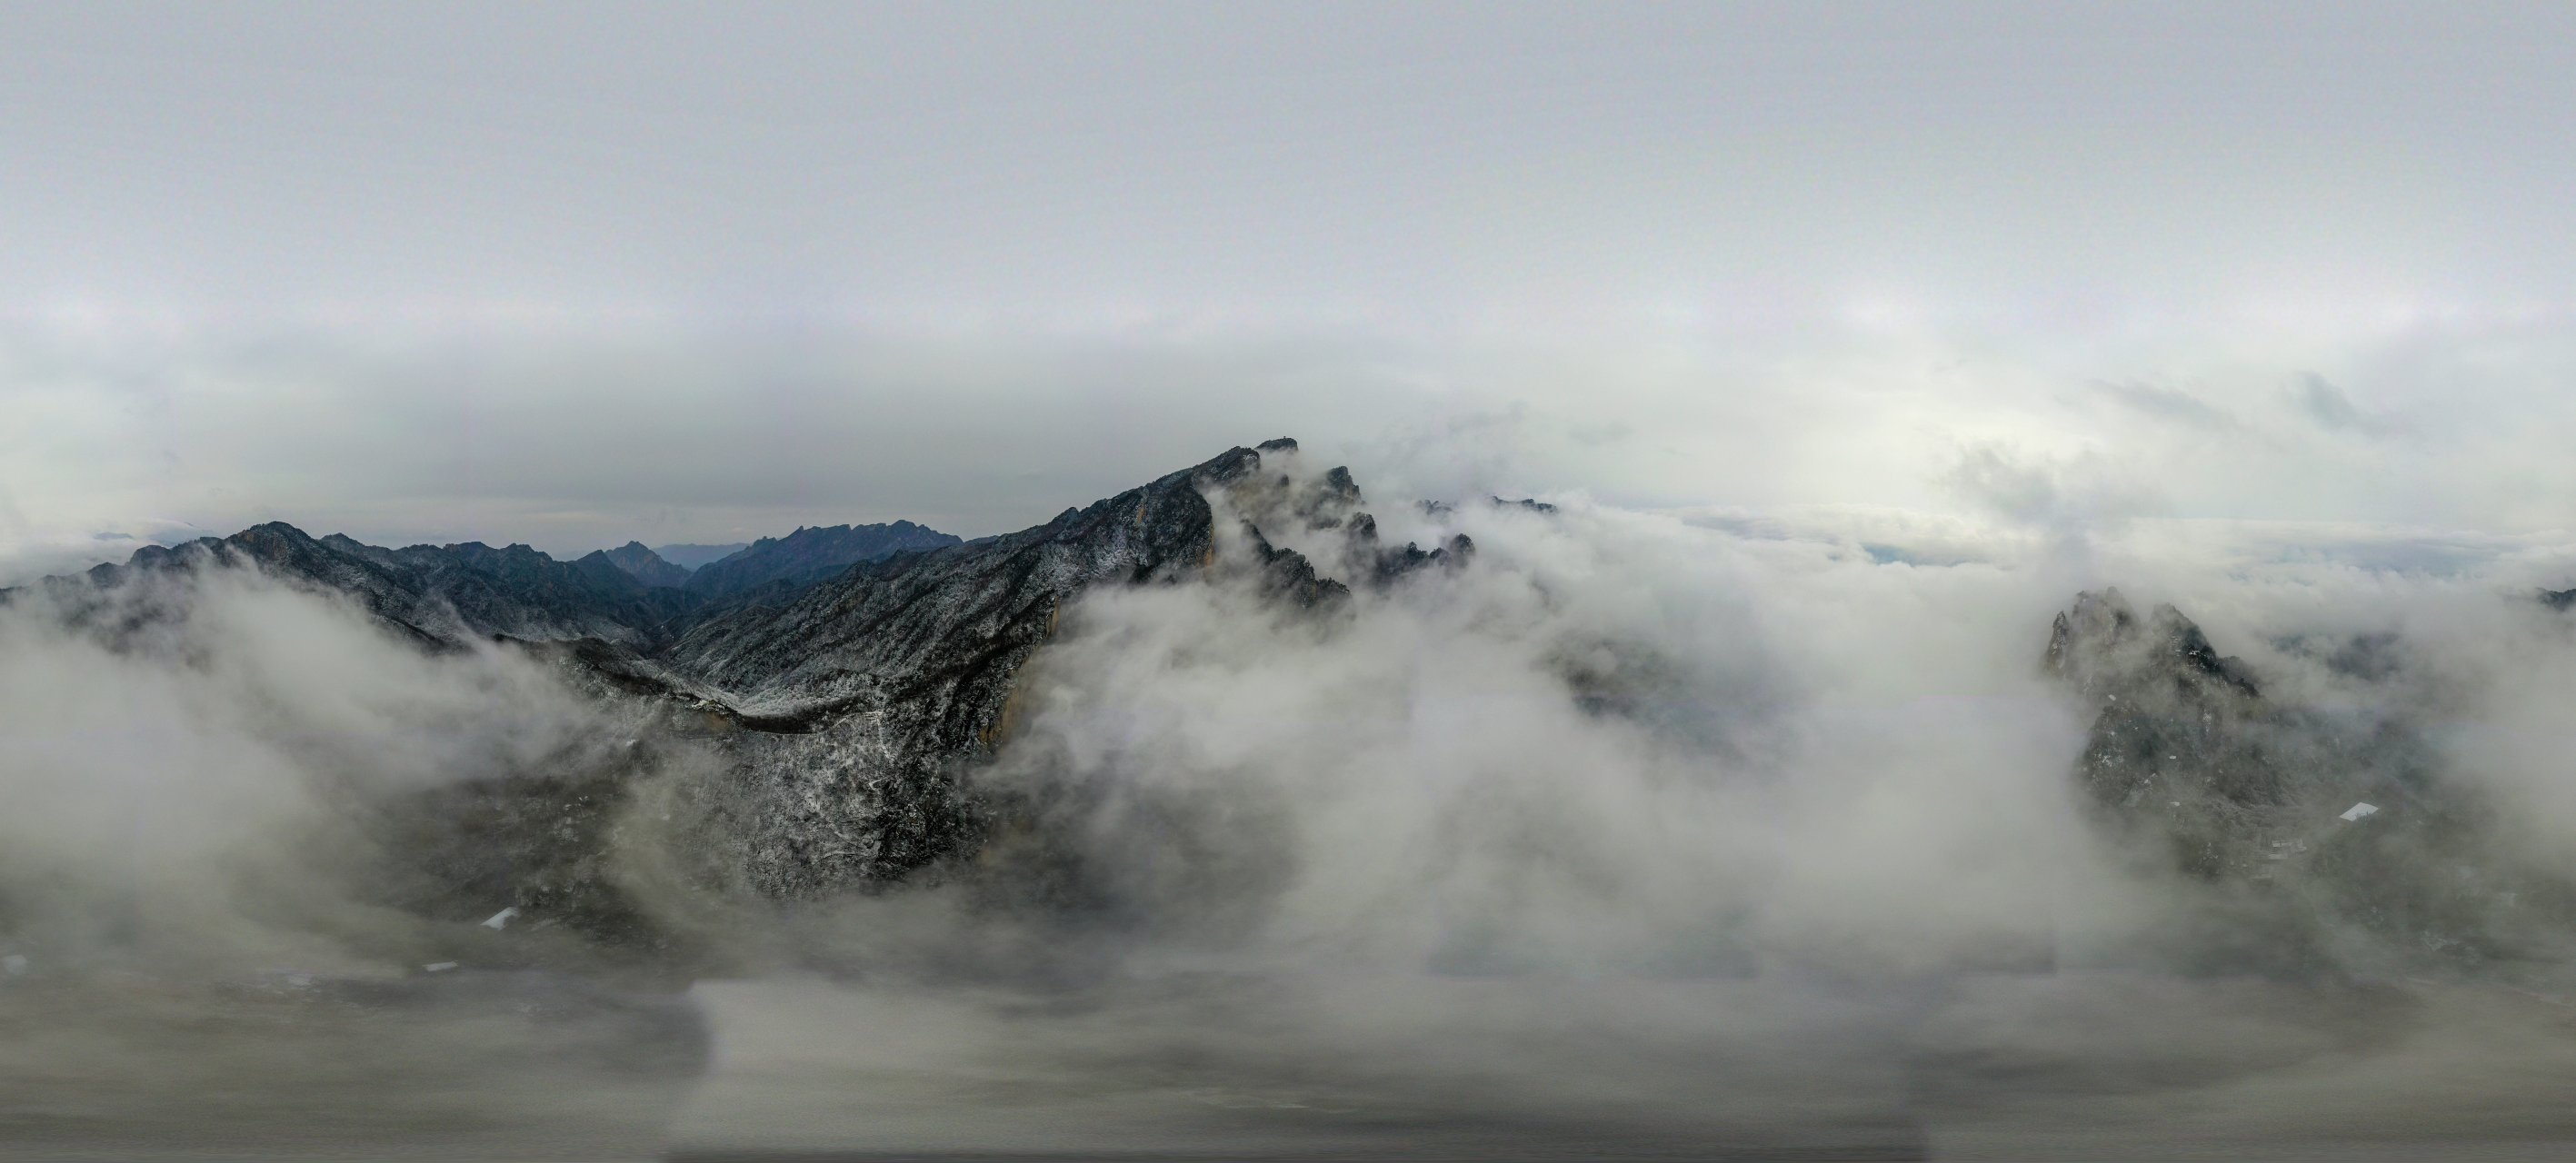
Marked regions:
[5,2,2576,580]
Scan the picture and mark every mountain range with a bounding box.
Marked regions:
[5,440,1473,931]
[14,439,2571,979]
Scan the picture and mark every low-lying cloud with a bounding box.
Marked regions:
[0,567,646,974]
[15,442,2576,1155]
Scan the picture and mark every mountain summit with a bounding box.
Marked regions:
[600,541,691,588]
[2043,588,2551,973]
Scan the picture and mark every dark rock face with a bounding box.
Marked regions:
[2045,588,2558,972]
[601,542,692,589]
[683,522,964,598]
[1217,444,1473,592]
[2046,589,2403,857]
[2045,589,2262,706]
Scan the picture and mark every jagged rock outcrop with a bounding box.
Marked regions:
[601,542,692,588]
[682,521,963,598]
[1222,441,1473,591]
[2044,589,2282,832]
[2046,591,2414,874]
[2045,588,2559,971]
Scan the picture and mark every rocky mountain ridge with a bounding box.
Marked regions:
[602,541,692,589]
[8,440,1484,911]
[653,438,1473,895]
[17,524,708,651]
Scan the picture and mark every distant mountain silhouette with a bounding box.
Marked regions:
[651,542,749,571]
[681,522,964,598]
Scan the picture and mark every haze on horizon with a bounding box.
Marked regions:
[6,2,2576,587]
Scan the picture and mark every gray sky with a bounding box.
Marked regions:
[5,2,2576,578]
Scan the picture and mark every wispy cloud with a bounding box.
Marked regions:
[2090,378,2238,431]
[2291,372,2401,437]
